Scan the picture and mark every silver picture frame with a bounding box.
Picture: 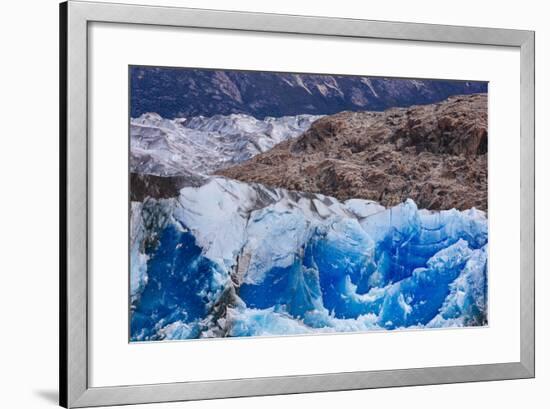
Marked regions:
[60,1,535,407]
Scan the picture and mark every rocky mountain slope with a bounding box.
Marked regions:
[218,94,488,211]
[131,66,487,119]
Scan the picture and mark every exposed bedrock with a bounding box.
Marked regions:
[218,94,488,211]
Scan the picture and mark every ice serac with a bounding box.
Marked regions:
[130,177,488,341]
[129,198,229,341]
[130,112,321,177]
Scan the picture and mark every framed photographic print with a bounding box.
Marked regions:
[60,1,535,407]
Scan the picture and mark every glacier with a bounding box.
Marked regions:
[130,177,488,341]
[130,112,322,177]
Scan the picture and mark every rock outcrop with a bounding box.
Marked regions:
[218,94,488,211]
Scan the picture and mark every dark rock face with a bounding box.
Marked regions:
[218,94,488,211]
[130,172,206,202]
[130,66,487,119]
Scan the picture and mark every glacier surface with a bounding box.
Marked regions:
[130,112,322,176]
[130,177,488,341]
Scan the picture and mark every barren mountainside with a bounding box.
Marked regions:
[218,94,488,211]
[131,66,487,119]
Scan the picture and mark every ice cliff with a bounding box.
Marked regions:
[130,177,488,341]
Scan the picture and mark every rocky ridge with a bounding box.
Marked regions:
[218,93,488,211]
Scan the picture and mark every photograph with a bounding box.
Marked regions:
[129,67,489,341]
[0,0,542,408]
